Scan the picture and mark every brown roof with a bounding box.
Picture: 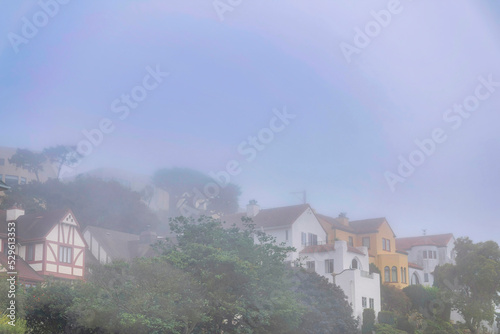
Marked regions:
[300,243,365,255]
[17,210,70,240]
[222,204,311,229]
[316,214,355,233]
[0,253,44,283]
[396,233,454,251]
[0,209,75,240]
[408,262,423,270]
[349,217,390,234]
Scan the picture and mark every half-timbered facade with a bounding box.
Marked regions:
[0,208,86,281]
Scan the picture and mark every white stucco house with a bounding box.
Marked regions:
[396,233,455,286]
[223,203,381,322]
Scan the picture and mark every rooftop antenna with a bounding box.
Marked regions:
[422,229,427,236]
[290,190,307,204]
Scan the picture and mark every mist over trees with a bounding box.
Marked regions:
[153,167,241,216]
[0,177,159,234]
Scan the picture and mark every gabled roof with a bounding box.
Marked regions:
[316,214,356,233]
[349,217,392,235]
[300,243,365,255]
[15,210,71,240]
[0,209,77,240]
[222,204,312,229]
[84,225,159,261]
[0,253,44,283]
[396,233,454,250]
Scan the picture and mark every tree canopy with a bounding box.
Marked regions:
[434,237,500,333]
[0,177,159,233]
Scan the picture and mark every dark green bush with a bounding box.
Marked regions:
[378,311,396,326]
[362,308,376,334]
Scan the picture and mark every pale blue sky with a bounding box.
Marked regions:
[1,0,500,243]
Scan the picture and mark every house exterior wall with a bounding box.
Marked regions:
[404,237,455,287]
[302,240,381,322]
[289,208,327,258]
[40,215,85,280]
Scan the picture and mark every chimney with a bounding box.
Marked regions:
[337,212,349,226]
[6,206,24,222]
[246,200,260,217]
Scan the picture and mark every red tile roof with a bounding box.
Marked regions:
[300,243,365,255]
[0,253,44,283]
[408,262,423,270]
[396,234,454,251]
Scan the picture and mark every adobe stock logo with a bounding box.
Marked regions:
[7,0,71,54]
[385,74,499,192]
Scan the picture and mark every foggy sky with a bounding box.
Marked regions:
[1,0,500,243]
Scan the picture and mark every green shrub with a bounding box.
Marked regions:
[396,315,416,334]
[378,311,396,326]
[362,308,376,334]
[0,315,28,333]
[374,323,407,334]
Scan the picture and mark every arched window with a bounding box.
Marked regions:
[384,266,390,282]
[351,259,358,269]
[392,266,398,282]
[411,273,420,285]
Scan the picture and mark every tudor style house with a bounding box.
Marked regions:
[396,233,455,286]
[0,207,86,282]
[223,203,381,321]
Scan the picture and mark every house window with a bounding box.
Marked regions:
[20,177,26,184]
[26,244,35,261]
[4,175,18,186]
[362,237,370,249]
[401,267,404,283]
[433,251,437,259]
[362,297,367,308]
[387,240,391,251]
[369,298,375,309]
[306,261,315,272]
[348,236,354,246]
[301,232,307,245]
[59,246,72,264]
[351,259,358,269]
[384,266,390,282]
[391,266,398,282]
[325,259,334,274]
[285,230,289,241]
[307,233,318,246]
[404,268,407,283]
[382,238,386,250]
[423,250,428,259]
[424,273,429,282]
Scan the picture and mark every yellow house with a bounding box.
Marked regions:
[317,214,409,289]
